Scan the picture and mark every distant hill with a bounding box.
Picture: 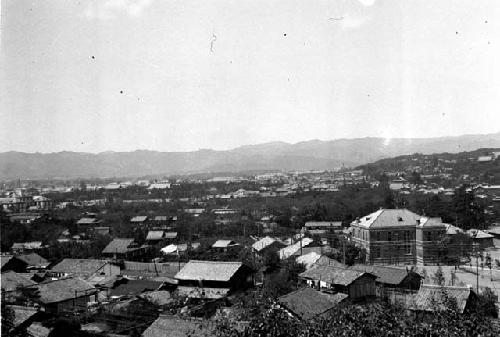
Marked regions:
[1,132,500,180]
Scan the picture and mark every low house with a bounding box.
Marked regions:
[299,265,376,300]
[350,265,422,297]
[102,238,147,260]
[175,260,254,299]
[212,240,240,252]
[1,271,37,303]
[303,221,342,236]
[50,258,120,279]
[93,226,110,236]
[33,277,98,314]
[409,284,477,314]
[466,229,494,250]
[76,217,101,227]
[142,315,213,337]
[278,287,348,320]
[11,242,44,254]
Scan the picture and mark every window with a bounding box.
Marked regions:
[388,231,392,242]
[376,231,381,241]
[372,247,381,258]
[426,231,432,241]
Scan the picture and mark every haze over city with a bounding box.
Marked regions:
[1,0,499,153]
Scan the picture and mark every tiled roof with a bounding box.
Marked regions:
[353,209,421,229]
[350,265,420,286]
[110,279,162,297]
[175,260,243,282]
[51,258,109,278]
[299,265,374,286]
[36,277,96,303]
[14,253,49,268]
[7,305,39,327]
[1,271,36,292]
[296,252,322,269]
[142,316,213,337]
[102,238,136,254]
[279,287,347,320]
[314,255,347,268]
[411,284,473,313]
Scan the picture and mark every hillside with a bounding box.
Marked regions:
[1,132,500,180]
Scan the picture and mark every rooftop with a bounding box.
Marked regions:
[1,271,37,292]
[353,209,422,229]
[299,265,374,286]
[175,260,244,282]
[51,258,110,278]
[279,287,348,320]
[142,315,213,337]
[35,277,96,304]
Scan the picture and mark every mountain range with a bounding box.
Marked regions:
[2,132,500,180]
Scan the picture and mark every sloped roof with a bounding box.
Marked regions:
[466,229,494,239]
[77,218,99,225]
[36,277,96,303]
[110,279,162,297]
[445,224,464,235]
[146,231,164,241]
[130,216,148,222]
[175,260,243,282]
[164,232,177,239]
[1,255,13,270]
[296,252,321,269]
[252,236,277,251]
[7,305,39,327]
[102,238,136,254]
[142,316,213,337]
[314,255,347,268]
[305,221,342,228]
[411,284,474,313]
[14,253,49,268]
[417,217,446,229]
[353,209,421,229]
[1,271,37,292]
[27,322,51,337]
[279,238,314,259]
[299,265,374,286]
[279,287,347,320]
[154,216,168,221]
[350,265,420,286]
[51,259,109,277]
[212,240,238,248]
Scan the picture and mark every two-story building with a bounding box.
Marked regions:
[351,209,446,265]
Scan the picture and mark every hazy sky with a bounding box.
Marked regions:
[1,0,499,153]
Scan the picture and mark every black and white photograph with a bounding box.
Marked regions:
[1,0,500,336]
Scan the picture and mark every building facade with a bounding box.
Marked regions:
[351,209,446,265]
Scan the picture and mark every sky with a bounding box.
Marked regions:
[1,0,499,153]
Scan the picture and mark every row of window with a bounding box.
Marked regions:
[355,228,440,242]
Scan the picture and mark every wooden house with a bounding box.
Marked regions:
[299,265,376,300]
